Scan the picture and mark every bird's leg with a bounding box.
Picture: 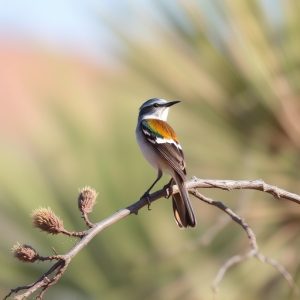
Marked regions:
[163,178,174,198]
[141,170,163,210]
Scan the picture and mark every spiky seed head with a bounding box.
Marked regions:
[12,243,39,263]
[32,207,64,234]
[78,186,97,214]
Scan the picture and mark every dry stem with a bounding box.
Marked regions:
[4,178,300,299]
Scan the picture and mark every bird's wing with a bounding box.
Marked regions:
[141,119,186,177]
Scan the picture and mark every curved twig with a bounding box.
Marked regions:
[189,190,297,294]
[4,178,300,299]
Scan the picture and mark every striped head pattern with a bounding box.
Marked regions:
[138,98,180,122]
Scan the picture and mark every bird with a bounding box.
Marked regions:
[136,98,196,228]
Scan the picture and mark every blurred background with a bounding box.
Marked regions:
[0,0,300,299]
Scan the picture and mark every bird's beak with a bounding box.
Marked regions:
[164,100,181,107]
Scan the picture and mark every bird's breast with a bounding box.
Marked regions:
[136,125,161,170]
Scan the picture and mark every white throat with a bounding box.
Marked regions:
[140,108,170,122]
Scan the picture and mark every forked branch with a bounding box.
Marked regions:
[4,178,300,299]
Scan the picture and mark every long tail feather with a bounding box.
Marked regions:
[172,173,196,228]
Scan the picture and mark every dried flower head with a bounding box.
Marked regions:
[78,186,97,214]
[12,243,39,263]
[32,207,64,234]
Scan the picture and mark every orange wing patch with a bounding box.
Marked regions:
[147,119,179,142]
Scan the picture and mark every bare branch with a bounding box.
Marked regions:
[189,187,298,295]
[188,178,300,205]
[4,178,300,299]
[190,189,258,251]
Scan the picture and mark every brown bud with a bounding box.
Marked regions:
[78,186,97,214]
[32,207,64,234]
[12,243,39,263]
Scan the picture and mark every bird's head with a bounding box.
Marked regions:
[138,98,180,121]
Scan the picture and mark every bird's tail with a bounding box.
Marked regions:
[172,172,196,228]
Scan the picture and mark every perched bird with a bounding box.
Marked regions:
[136,98,196,228]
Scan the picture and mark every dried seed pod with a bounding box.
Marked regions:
[78,186,97,214]
[32,207,64,234]
[12,243,39,263]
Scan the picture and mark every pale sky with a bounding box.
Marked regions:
[0,0,283,65]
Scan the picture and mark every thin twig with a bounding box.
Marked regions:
[189,189,297,295]
[212,250,254,292]
[255,252,297,290]
[198,188,251,246]
[81,212,94,228]
[188,178,300,205]
[190,189,258,250]
[4,178,300,299]
[60,229,86,238]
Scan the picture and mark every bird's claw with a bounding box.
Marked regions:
[163,183,173,199]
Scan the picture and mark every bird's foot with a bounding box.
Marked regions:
[163,181,173,199]
[141,192,152,210]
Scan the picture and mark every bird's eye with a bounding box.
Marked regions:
[153,103,159,107]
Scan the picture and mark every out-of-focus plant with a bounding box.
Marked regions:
[1,0,300,299]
